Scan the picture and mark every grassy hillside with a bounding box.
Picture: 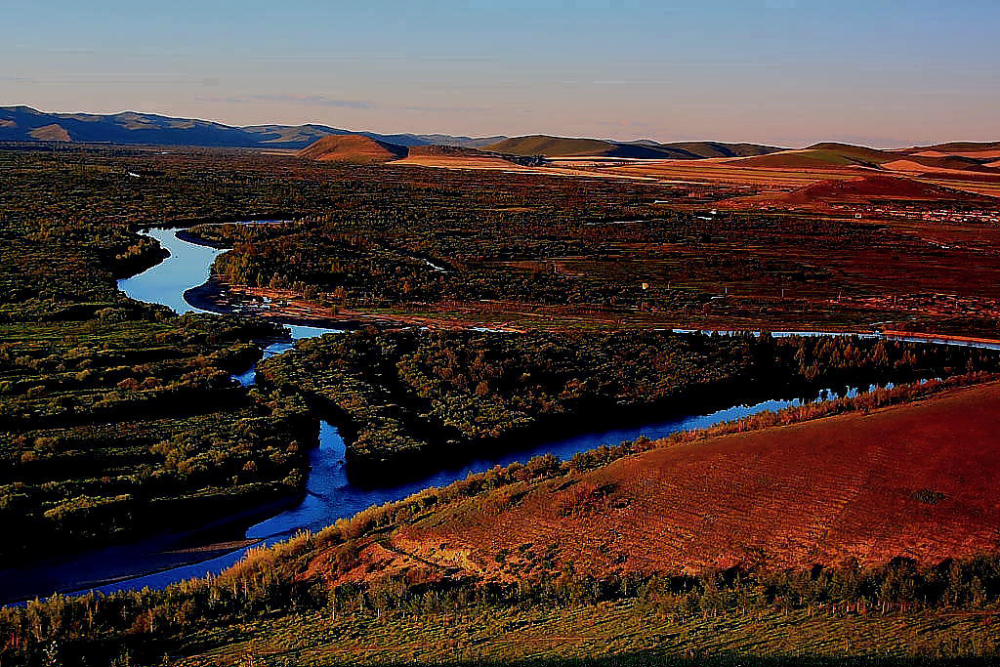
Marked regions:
[727,146,895,169]
[486,135,632,157]
[374,380,1000,584]
[728,143,996,173]
[486,136,781,159]
[659,141,783,158]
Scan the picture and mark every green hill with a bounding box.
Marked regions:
[486,135,783,159]
[484,135,643,157]
[727,142,991,171]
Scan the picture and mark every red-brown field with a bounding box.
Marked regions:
[313,381,1000,586]
[718,173,995,211]
[546,143,1000,200]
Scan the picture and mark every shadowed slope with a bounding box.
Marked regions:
[486,135,657,158]
[487,135,782,159]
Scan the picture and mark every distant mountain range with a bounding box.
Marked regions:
[0,106,501,150]
[3,107,998,167]
[0,106,781,157]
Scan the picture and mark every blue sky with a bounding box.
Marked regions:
[3,0,998,146]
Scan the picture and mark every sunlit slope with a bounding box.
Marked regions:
[296,134,408,162]
[309,381,1000,589]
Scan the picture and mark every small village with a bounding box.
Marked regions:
[843,203,1000,224]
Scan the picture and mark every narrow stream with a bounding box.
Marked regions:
[0,225,992,603]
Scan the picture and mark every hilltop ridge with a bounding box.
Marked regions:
[296,134,408,162]
[485,134,783,159]
[0,105,503,150]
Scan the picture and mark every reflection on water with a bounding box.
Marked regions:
[117,228,225,314]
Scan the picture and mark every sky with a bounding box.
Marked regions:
[3,0,998,147]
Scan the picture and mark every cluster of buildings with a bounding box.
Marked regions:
[843,204,1000,224]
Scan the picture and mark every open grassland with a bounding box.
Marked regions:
[598,154,1000,201]
[175,603,1000,667]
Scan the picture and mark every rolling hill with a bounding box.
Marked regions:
[486,134,783,159]
[720,173,995,210]
[901,141,1000,159]
[725,142,999,174]
[391,144,527,168]
[485,135,651,157]
[295,134,408,162]
[657,140,784,158]
[297,136,538,169]
[725,143,900,169]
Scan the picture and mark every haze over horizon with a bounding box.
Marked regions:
[3,0,999,147]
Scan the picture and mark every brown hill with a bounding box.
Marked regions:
[722,174,991,210]
[784,173,987,202]
[28,123,72,142]
[902,141,1000,156]
[725,143,996,176]
[882,159,1000,178]
[726,143,899,169]
[307,381,1000,589]
[297,134,408,162]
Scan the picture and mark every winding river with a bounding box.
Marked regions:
[1,225,994,604]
